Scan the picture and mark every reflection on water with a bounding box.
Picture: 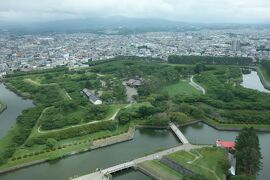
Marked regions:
[241,71,270,93]
[113,169,151,180]
[139,128,170,138]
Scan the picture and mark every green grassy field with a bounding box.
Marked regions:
[139,160,183,180]
[166,147,227,179]
[162,80,200,96]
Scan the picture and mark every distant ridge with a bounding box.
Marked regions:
[1,16,269,34]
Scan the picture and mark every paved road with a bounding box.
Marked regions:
[189,76,206,95]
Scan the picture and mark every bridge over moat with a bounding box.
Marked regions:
[72,123,193,180]
[169,122,189,144]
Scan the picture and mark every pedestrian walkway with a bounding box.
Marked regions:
[169,122,189,144]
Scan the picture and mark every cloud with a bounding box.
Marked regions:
[0,0,269,23]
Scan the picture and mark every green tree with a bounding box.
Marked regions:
[235,127,262,176]
[46,138,57,149]
[138,106,156,118]
[194,63,206,74]
[169,112,190,124]
[118,111,131,125]
[101,91,114,102]
[219,157,231,174]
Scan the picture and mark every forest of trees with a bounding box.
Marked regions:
[168,55,253,66]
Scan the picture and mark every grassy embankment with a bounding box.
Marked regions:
[256,66,270,90]
[30,103,123,136]
[0,101,7,113]
[0,103,149,171]
[24,78,71,101]
[140,147,227,180]
[258,66,270,81]
[167,147,227,179]
[139,160,183,180]
[0,125,131,171]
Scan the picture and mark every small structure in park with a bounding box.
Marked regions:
[216,140,235,151]
[216,140,236,176]
[82,88,102,105]
[126,78,144,87]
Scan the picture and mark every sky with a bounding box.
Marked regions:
[0,0,269,23]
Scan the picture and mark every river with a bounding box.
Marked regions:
[0,83,34,138]
[241,70,270,93]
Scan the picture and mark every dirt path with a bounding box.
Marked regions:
[187,150,220,180]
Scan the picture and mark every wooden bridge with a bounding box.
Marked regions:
[72,124,194,180]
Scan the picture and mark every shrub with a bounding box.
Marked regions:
[46,138,58,149]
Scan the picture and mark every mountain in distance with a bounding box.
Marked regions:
[0,16,189,34]
[1,16,269,34]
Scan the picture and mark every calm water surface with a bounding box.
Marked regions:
[241,71,270,93]
[0,83,34,138]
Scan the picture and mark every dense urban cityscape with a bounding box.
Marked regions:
[1,28,270,76]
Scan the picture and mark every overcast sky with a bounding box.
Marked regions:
[0,0,269,23]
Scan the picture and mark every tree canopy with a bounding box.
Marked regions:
[235,127,262,176]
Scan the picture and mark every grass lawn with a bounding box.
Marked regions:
[166,147,227,179]
[24,78,71,101]
[139,160,183,180]
[162,80,200,96]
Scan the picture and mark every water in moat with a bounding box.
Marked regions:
[241,70,270,93]
[0,83,34,138]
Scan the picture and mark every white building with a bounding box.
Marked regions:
[82,88,102,105]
